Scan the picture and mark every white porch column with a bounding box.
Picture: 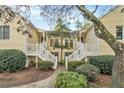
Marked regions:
[36,43,39,68]
[53,56,58,69]
[85,43,87,55]
[43,32,45,42]
[25,56,30,68]
[65,56,68,70]
[24,34,28,53]
[79,32,82,42]
[36,56,38,68]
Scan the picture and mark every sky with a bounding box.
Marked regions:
[29,5,116,30]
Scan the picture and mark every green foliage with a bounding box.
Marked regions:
[47,18,73,38]
[54,42,70,49]
[55,71,87,88]
[68,61,86,71]
[54,40,60,48]
[89,55,114,75]
[0,49,26,72]
[58,60,65,65]
[38,60,54,71]
[87,83,98,88]
[75,63,100,82]
[47,31,71,38]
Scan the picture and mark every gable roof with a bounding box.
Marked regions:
[0,6,39,32]
[100,5,120,19]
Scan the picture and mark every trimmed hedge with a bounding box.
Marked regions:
[55,71,87,88]
[38,60,54,71]
[68,61,86,71]
[75,63,100,82]
[89,55,114,75]
[0,49,26,72]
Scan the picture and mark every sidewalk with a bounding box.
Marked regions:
[13,66,65,88]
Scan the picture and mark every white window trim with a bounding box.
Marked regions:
[0,25,10,40]
[116,26,123,40]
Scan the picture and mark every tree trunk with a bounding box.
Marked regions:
[112,44,124,87]
[76,5,124,87]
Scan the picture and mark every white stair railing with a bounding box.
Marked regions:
[65,42,87,70]
[40,41,47,49]
[76,41,84,49]
[26,44,37,55]
[26,43,57,69]
[38,44,57,69]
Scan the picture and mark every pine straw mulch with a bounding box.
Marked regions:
[89,74,111,88]
[0,67,54,88]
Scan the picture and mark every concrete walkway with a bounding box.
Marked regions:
[13,66,65,88]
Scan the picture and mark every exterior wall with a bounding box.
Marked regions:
[27,28,40,44]
[46,36,78,61]
[0,15,40,55]
[99,5,124,55]
[0,17,25,51]
[84,27,100,55]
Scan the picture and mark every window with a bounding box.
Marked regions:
[54,39,59,48]
[65,39,69,47]
[55,39,59,44]
[78,37,80,42]
[41,36,43,42]
[81,37,84,42]
[0,26,10,40]
[50,39,54,46]
[116,26,123,40]
[121,8,124,13]
[70,40,73,48]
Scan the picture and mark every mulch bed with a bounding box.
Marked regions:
[97,74,111,88]
[0,67,54,88]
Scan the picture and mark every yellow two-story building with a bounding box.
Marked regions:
[0,5,124,69]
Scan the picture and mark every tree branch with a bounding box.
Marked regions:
[76,5,123,52]
[92,5,99,14]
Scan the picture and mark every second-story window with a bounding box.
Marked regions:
[65,39,69,47]
[116,26,123,40]
[54,39,59,48]
[0,26,10,40]
[70,40,73,48]
[50,39,54,46]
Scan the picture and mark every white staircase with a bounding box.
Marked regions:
[26,43,57,69]
[65,42,87,70]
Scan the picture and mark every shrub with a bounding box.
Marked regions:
[0,49,26,72]
[68,61,86,71]
[55,71,87,88]
[58,60,65,65]
[89,55,114,75]
[75,64,100,82]
[87,83,98,88]
[38,60,54,70]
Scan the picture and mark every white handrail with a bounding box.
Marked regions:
[76,41,84,49]
[40,41,47,49]
[65,42,87,70]
[38,44,57,69]
[26,44,37,54]
[26,43,57,69]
